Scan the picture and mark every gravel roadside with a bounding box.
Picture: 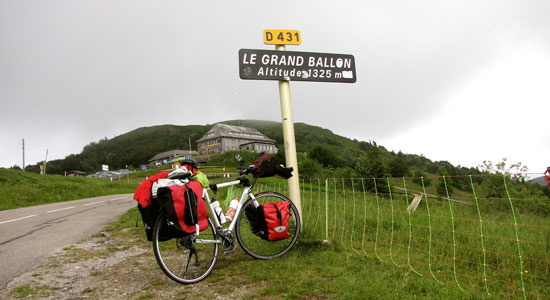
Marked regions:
[0,226,261,299]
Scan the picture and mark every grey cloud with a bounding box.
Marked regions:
[1,0,548,167]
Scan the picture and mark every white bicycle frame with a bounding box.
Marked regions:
[202,179,259,233]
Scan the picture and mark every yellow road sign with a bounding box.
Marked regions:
[264,29,301,45]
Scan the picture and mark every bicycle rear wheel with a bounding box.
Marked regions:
[235,192,301,260]
[152,212,220,284]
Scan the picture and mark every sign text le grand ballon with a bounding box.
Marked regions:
[239,49,356,83]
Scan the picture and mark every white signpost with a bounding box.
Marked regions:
[239,30,356,225]
[275,43,303,222]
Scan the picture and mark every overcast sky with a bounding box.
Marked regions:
[1,0,548,175]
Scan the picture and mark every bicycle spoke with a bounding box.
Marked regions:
[236,192,301,260]
[153,215,219,284]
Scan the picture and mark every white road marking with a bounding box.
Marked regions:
[46,206,76,214]
[84,200,105,206]
[0,195,130,226]
[0,214,38,225]
[110,197,128,201]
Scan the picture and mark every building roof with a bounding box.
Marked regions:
[148,150,198,162]
[66,170,87,175]
[196,123,275,143]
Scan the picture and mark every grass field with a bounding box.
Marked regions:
[2,167,548,298]
[158,175,548,298]
[0,166,235,211]
[99,202,469,299]
[0,168,140,210]
[293,177,550,299]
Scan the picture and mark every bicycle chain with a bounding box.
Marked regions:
[218,229,237,256]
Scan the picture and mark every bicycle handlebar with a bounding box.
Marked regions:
[240,165,259,176]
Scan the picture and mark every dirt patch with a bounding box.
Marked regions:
[0,230,262,299]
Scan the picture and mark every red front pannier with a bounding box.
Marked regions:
[257,202,291,241]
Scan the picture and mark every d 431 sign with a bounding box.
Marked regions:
[263,29,301,45]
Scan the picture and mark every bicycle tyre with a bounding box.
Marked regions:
[235,192,301,260]
[152,212,220,284]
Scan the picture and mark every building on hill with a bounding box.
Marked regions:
[196,123,278,155]
[148,150,198,166]
[66,170,86,177]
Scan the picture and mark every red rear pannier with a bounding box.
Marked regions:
[134,172,170,241]
[157,181,208,234]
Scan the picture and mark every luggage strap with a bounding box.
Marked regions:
[271,203,282,226]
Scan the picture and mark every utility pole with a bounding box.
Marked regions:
[22,139,25,170]
[44,149,48,175]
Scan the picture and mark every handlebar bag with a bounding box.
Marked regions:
[253,160,276,178]
[157,180,208,235]
[274,164,293,179]
[252,161,293,179]
[251,152,276,178]
[256,202,291,241]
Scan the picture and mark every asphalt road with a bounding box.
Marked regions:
[0,194,136,288]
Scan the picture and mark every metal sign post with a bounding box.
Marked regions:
[238,29,356,227]
[275,44,302,222]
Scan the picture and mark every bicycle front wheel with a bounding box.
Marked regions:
[152,212,220,284]
[235,192,301,260]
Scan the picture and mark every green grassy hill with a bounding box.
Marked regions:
[25,120,381,174]
[25,124,210,175]
[24,119,412,175]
